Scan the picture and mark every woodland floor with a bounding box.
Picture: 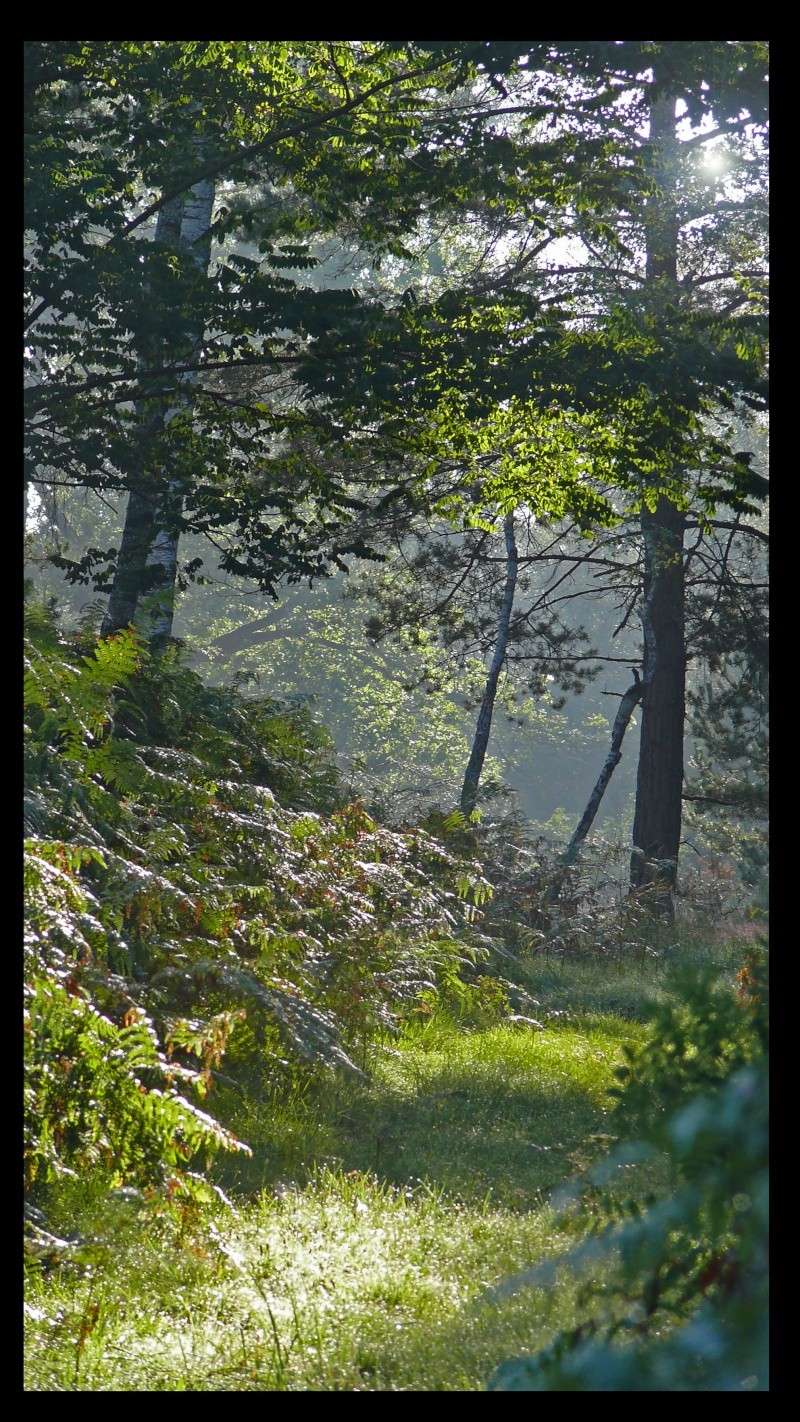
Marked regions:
[24,947,731,1392]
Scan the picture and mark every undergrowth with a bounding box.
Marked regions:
[23,599,768,1392]
[25,946,765,1392]
[24,599,489,1215]
[24,1004,650,1391]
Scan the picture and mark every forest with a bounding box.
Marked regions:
[24,40,768,1392]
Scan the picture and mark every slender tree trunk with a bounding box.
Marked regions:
[565,675,644,866]
[145,171,215,649]
[460,514,518,817]
[101,194,185,637]
[629,81,687,920]
[101,487,161,636]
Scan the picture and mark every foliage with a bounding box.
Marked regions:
[610,951,768,1128]
[25,975,248,1194]
[414,972,512,1031]
[683,556,768,904]
[24,40,474,604]
[448,813,639,960]
[24,599,489,1205]
[26,41,767,619]
[207,590,501,819]
[489,960,768,1391]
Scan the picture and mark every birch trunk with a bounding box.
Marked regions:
[144,170,215,649]
[564,676,644,866]
[101,195,185,637]
[460,514,518,817]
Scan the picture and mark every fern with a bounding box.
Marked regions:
[24,600,488,1209]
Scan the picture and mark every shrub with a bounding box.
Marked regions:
[611,953,768,1133]
[488,961,768,1391]
[24,602,490,1207]
[25,978,249,1194]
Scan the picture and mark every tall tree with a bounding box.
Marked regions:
[26,41,475,633]
[626,78,689,915]
[105,166,216,644]
[381,42,769,914]
[628,49,766,916]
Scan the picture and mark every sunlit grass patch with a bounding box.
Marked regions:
[358,1016,638,1200]
[25,1167,596,1392]
[501,934,745,1022]
[25,1005,653,1391]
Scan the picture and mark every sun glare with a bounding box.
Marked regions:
[702,147,727,175]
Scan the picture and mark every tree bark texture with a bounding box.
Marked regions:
[629,79,687,919]
[644,89,679,286]
[630,500,686,917]
[460,514,518,817]
[102,167,214,644]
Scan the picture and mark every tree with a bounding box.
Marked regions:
[563,672,643,866]
[370,42,768,916]
[359,502,607,813]
[26,41,476,633]
[97,180,212,640]
[459,515,519,816]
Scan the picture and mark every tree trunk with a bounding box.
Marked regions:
[212,616,283,658]
[460,514,518,817]
[102,165,214,644]
[144,170,215,649]
[101,194,185,637]
[630,501,686,917]
[629,80,686,920]
[101,487,161,636]
[565,675,644,866]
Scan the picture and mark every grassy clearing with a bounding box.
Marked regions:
[25,1171,591,1392]
[214,1012,640,1205]
[504,929,744,1021]
[25,948,723,1392]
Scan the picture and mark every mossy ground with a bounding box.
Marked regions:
[24,945,728,1392]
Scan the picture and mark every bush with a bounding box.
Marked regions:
[24,602,490,1209]
[488,959,768,1391]
[611,951,768,1133]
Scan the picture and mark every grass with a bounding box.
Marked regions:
[213,1011,641,1205]
[26,1172,592,1391]
[24,947,725,1392]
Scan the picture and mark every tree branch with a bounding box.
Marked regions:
[679,114,764,150]
[24,53,452,332]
